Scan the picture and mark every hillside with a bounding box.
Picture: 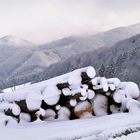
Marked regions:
[35,34,140,87]
[38,36,102,60]
[0,36,59,81]
[0,36,34,80]
[90,23,140,47]
[37,23,140,60]
[1,23,140,89]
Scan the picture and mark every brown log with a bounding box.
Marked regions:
[15,100,31,113]
[4,109,18,118]
[56,82,69,90]
[81,72,91,84]
[74,101,93,119]
[73,92,83,101]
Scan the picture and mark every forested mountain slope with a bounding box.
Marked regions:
[37,34,140,87]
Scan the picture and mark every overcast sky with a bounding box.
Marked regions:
[0,0,140,44]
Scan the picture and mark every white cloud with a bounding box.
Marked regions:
[0,0,140,44]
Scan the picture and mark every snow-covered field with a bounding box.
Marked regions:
[114,132,140,140]
[2,82,31,93]
[0,113,140,140]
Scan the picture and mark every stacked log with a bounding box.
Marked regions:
[0,66,140,125]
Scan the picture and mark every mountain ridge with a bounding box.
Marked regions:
[0,35,36,48]
[1,23,140,89]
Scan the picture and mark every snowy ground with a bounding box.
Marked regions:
[113,132,140,140]
[2,82,31,93]
[0,113,140,140]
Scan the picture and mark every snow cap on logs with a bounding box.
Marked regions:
[26,92,43,111]
[113,82,140,103]
[43,85,61,105]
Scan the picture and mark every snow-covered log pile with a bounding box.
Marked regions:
[0,66,140,125]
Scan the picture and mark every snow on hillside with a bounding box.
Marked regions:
[37,33,140,88]
[0,35,59,84]
[38,36,102,60]
[90,23,140,47]
[34,23,140,65]
[0,35,35,48]
[1,23,140,89]
[39,23,140,57]
[9,52,60,78]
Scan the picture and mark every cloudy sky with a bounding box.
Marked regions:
[0,0,140,44]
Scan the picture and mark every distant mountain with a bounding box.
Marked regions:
[37,36,102,60]
[35,34,140,87]
[90,23,140,47]
[37,23,140,60]
[0,36,33,79]
[1,23,140,89]
[0,35,35,48]
[0,35,59,81]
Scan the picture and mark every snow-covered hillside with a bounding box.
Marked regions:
[38,36,102,60]
[0,35,35,48]
[39,23,140,59]
[37,33,140,88]
[1,23,140,90]
[0,35,59,82]
[90,23,140,47]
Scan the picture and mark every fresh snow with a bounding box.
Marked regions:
[87,89,95,99]
[113,82,140,103]
[112,131,140,140]
[43,85,61,105]
[0,113,140,140]
[0,102,21,116]
[26,92,43,111]
[57,107,70,120]
[70,99,77,107]
[44,109,56,121]
[19,113,31,123]
[92,77,109,92]
[2,82,31,93]
[91,94,108,116]
[0,35,35,47]
[0,66,140,140]
[62,88,71,96]
[86,66,96,78]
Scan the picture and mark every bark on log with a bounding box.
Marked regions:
[57,82,69,90]
[81,72,91,84]
[4,109,18,118]
[16,100,31,113]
